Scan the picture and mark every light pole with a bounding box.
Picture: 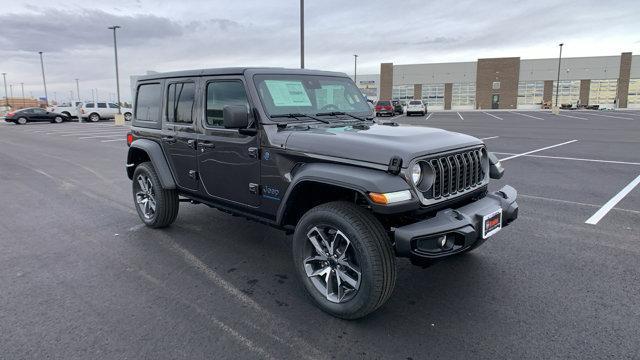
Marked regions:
[1,73,7,107]
[353,54,358,84]
[38,51,49,106]
[555,43,563,108]
[300,0,304,69]
[20,83,25,108]
[108,25,122,114]
[9,84,13,100]
[75,78,80,101]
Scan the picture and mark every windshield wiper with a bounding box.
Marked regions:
[270,113,330,124]
[315,111,371,121]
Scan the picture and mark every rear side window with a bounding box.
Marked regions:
[166,82,195,123]
[135,83,162,122]
[206,81,248,127]
[97,103,107,108]
[85,103,95,108]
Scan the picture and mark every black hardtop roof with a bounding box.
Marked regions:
[136,67,348,81]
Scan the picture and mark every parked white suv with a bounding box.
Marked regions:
[81,102,133,122]
[406,100,427,116]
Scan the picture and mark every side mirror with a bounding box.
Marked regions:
[223,105,249,129]
[488,152,504,179]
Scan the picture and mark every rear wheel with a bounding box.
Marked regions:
[132,162,179,228]
[124,112,132,121]
[17,117,28,125]
[292,201,396,319]
[89,113,100,122]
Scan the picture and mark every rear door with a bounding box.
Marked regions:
[196,76,261,208]
[97,102,109,118]
[161,78,199,192]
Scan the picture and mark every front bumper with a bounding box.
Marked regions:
[393,185,518,260]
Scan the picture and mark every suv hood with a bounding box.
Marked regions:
[284,123,483,166]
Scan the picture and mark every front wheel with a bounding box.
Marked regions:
[124,112,132,121]
[292,201,396,319]
[132,162,179,228]
[52,116,63,123]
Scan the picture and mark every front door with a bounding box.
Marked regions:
[31,108,49,121]
[491,94,500,109]
[196,77,261,208]
[161,80,199,191]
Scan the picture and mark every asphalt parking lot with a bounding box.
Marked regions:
[1,110,639,359]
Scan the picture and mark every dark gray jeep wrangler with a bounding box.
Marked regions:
[126,67,518,319]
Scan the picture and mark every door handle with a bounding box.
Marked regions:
[162,136,176,144]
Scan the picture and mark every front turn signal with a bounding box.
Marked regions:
[368,190,412,205]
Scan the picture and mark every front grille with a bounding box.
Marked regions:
[424,148,485,200]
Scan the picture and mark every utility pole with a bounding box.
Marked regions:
[9,84,13,100]
[38,51,49,106]
[555,43,563,109]
[1,73,7,107]
[353,54,358,84]
[300,0,304,69]
[108,25,122,114]
[75,79,80,101]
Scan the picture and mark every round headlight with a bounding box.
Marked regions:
[411,163,422,185]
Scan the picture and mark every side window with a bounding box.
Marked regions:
[108,103,119,109]
[85,103,95,108]
[97,103,107,108]
[166,82,195,124]
[206,80,248,127]
[33,108,45,114]
[135,83,162,122]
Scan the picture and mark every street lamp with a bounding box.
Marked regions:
[299,0,304,69]
[75,78,80,101]
[1,73,7,107]
[555,43,563,108]
[38,51,49,106]
[108,25,122,114]
[353,54,358,84]
[20,82,25,108]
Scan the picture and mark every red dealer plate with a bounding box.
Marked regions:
[482,209,502,239]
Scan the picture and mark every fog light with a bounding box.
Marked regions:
[438,235,447,248]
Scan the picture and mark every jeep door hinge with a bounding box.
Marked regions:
[248,147,260,159]
[249,183,260,194]
[188,170,198,179]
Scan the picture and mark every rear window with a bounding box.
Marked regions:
[409,101,422,105]
[376,101,390,106]
[135,83,162,122]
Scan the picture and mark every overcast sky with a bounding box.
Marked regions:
[0,0,638,103]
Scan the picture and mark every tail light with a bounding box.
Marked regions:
[7,112,15,117]
[126,132,134,146]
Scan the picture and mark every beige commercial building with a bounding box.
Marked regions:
[361,52,640,110]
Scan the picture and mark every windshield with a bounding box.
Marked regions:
[254,74,371,118]
[409,101,422,105]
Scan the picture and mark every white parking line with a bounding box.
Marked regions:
[426,112,433,120]
[514,112,545,120]
[491,152,640,166]
[558,113,588,120]
[78,133,128,139]
[52,129,127,136]
[482,112,503,120]
[101,138,127,142]
[520,193,640,215]
[585,175,640,225]
[579,112,634,120]
[499,140,578,161]
[457,112,464,120]
[480,136,500,141]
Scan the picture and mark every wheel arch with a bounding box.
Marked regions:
[126,139,176,189]
[276,163,412,227]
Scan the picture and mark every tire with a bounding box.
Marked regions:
[375,113,380,117]
[62,112,71,118]
[292,201,396,319]
[132,162,179,228]
[17,117,28,125]
[124,112,132,121]
[89,113,100,122]
[52,116,63,123]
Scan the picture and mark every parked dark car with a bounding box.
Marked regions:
[4,107,69,125]
[374,100,394,116]
[126,67,518,319]
[391,100,403,115]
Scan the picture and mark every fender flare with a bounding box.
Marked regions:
[276,162,412,225]
[127,139,176,189]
